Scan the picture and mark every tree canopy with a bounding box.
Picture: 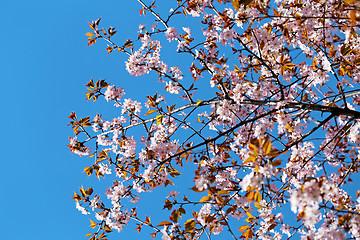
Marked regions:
[69,0,360,239]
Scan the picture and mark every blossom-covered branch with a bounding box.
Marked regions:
[70,0,360,239]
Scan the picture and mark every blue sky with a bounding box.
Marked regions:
[2,1,207,239]
[4,1,360,239]
[0,0,156,239]
[0,0,319,239]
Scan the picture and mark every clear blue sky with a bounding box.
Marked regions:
[4,1,359,239]
[0,1,166,239]
[0,1,319,239]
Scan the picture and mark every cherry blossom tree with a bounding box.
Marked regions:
[69,0,360,239]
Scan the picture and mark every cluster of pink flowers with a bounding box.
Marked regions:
[165,81,181,94]
[68,137,91,156]
[121,98,141,115]
[165,27,178,42]
[125,37,167,76]
[104,85,124,102]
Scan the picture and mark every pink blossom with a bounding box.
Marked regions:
[73,147,91,156]
[89,196,100,210]
[102,121,111,130]
[129,195,140,204]
[76,202,89,215]
[99,163,112,175]
[168,66,183,80]
[97,135,112,146]
[182,27,191,36]
[138,24,145,32]
[349,122,360,144]
[195,175,209,191]
[197,203,211,226]
[104,85,124,102]
[240,172,264,191]
[322,55,333,73]
[160,227,171,240]
[121,98,142,115]
[165,81,181,94]
[165,27,178,42]
[218,28,236,45]
[68,137,77,147]
[177,40,188,51]
[167,191,179,198]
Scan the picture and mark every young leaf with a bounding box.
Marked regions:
[156,115,163,125]
[199,196,212,203]
[89,219,97,229]
[239,225,250,232]
[145,109,156,116]
[157,221,172,226]
[232,0,240,11]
